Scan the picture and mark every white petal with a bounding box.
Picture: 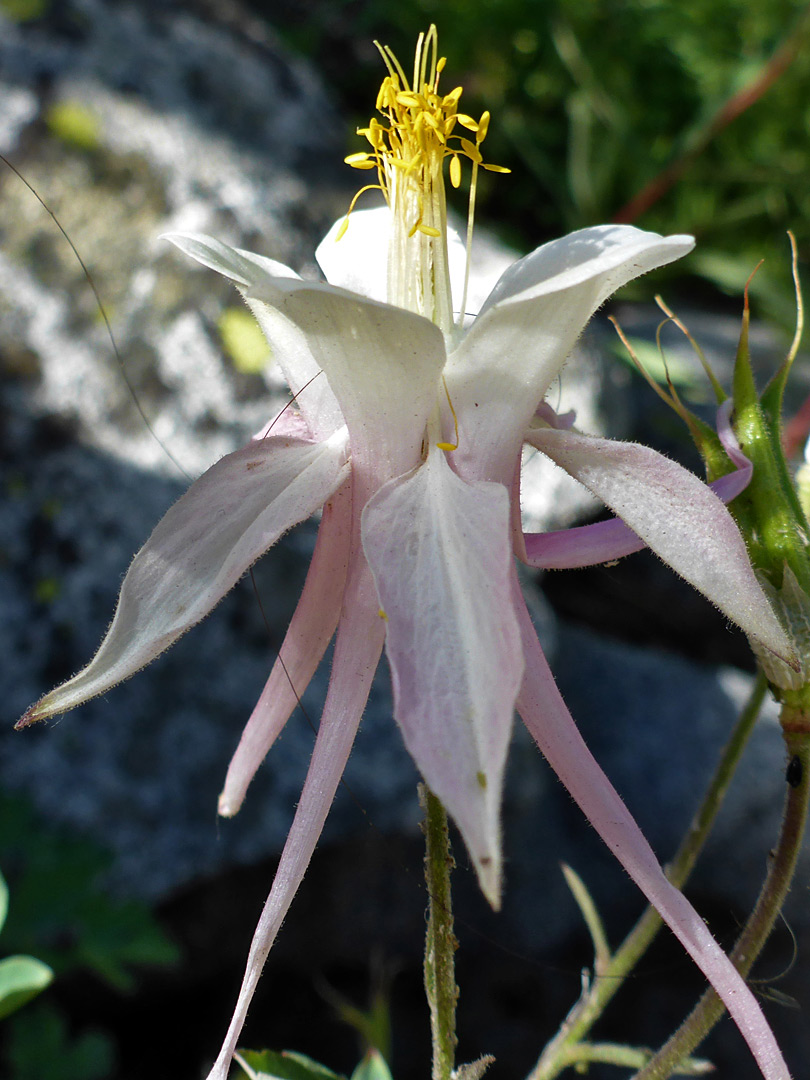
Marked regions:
[478,225,693,314]
[164,232,344,440]
[362,447,523,905]
[243,276,446,492]
[316,206,468,311]
[529,426,794,661]
[19,433,350,725]
[445,226,694,485]
[163,231,301,286]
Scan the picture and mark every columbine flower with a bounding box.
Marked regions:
[18,26,794,1080]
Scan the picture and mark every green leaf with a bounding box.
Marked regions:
[5,1003,115,1080]
[237,1049,345,1080]
[0,955,53,1020]
[0,794,179,990]
[350,1049,393,1080]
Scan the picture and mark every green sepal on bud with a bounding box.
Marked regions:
[728,266,810,602]
[609,304,733,484]
[616,238,810,695]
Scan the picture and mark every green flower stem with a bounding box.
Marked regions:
[529,672,769,1080]
[633,722,810,1080]
[544,1042,711,1075]
[421,784,458,1080]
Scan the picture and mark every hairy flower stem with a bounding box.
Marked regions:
[530,673,769,1080]
[421,784,459,1080]
[634,720,810,1080]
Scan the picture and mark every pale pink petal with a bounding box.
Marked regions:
[253,406,313,442]
[241,277,446,488]
[362,447,523,906]
[164,232,344,440]
[523,404,754,568]
[514,589,790,1080]
[205,559,386,1080]
[522,471,749,569]
[18,433,350,726]
[445,226,694,485]
[524,517,646,569]
[526,426,794,661]
[219,480,353,817]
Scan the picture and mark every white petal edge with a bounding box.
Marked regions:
[446,226,694,485]
[164,232,345,440]
[19,432,350,725]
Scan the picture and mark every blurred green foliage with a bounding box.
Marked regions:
[0,869,53,1022]
[0,795,179,992]
[4,1004,115,1080]
[0,793,180,1079]
[269,0,810,323]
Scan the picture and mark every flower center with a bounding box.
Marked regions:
[344,24,508,339]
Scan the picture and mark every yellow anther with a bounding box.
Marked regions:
[460,138,483,164]
[344,152,376,170]
[436,375,459,452]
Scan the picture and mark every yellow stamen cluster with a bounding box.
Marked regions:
[344,26,507,235]
[340,25,509,336]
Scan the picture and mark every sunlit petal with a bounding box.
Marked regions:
[362,447,523,905]
[445,226,694,485]
[527,426,794,661]
[316,206,468,312]
[18,433,350,726]
[242,277,446,488]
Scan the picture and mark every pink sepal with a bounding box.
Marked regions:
[514,582,790,1080]
[218,479,353,817]
[525,426,793,660]
[206,559,386,1080]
